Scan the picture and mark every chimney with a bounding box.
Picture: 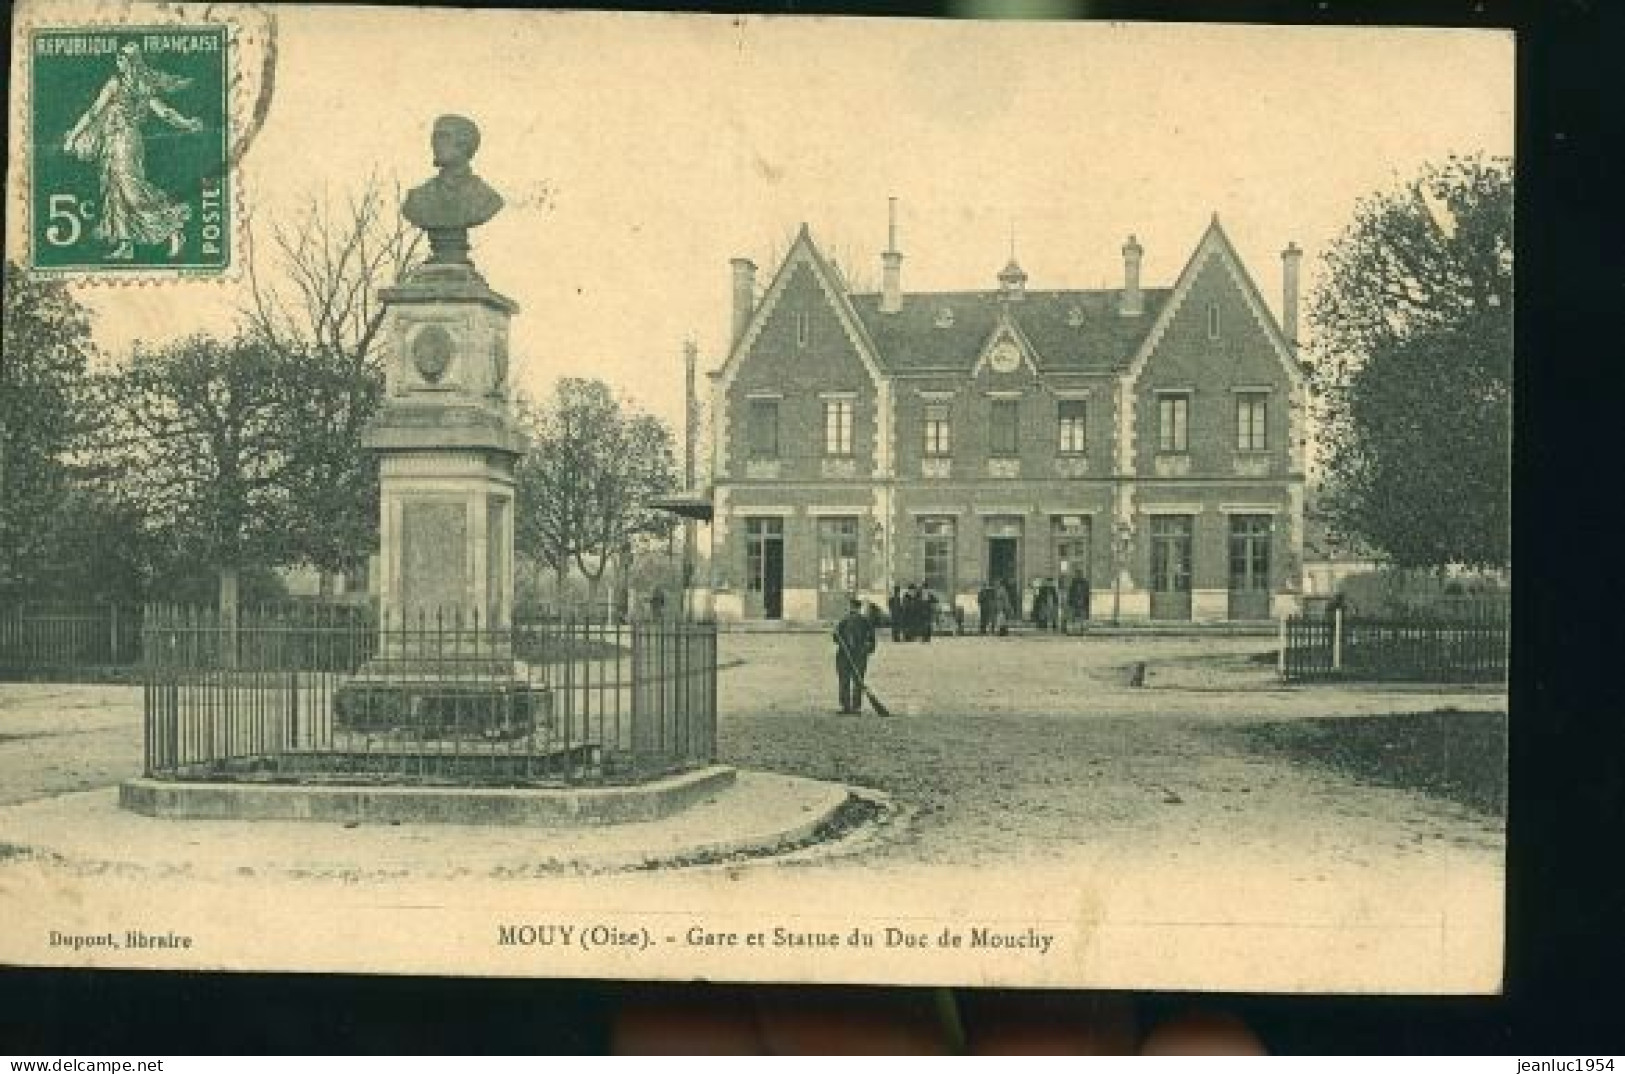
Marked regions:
[730,257,757,347]
[1120,235,1144,316]
[683,338,698,491]
[880,197,904,314]
[1281,242,1302,349]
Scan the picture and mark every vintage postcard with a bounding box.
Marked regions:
[1,2,1512,992]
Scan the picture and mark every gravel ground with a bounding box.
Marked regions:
[0,686,141,807]
[713,632,1506,873]
[1233,711,1508,814]
[0,639,1505,990]
[718,632,1503,720]
[0,636,1507,873]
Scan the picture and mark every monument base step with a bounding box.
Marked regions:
[333,667,550,740]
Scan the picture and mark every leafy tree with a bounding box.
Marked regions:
[1310,155,1512,570]
[83,334,309,615]
[273,345,383,581]
[0,262,98,600]
[515,378,679,610]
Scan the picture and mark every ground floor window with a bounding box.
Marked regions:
[1150,516,1194,593]
[1228,514,1272,590]
[1227,513,1273,620]
[917,516,956,595]
[1051,515,1091,581]
[745,517,785,619]
[817,517,860,594]
[984,516,1024,614]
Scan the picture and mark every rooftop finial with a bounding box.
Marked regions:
[998,235,1028,299]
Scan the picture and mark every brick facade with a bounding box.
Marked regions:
[706,219,1306,624]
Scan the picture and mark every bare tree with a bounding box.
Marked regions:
[242,173,422,368]
[755,224,878,299]
[239,175,423,591]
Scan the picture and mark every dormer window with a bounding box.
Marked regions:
[934,306,955,328]
[1206,303,1221,340]
[1066,306,1086,327]
[795,311,812,348]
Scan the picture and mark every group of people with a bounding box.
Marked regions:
[977,575,1093,635]
[1031,575,1092,632]
[833,573,1095,714]
[886,584,945,643]
[976,582,1016,636]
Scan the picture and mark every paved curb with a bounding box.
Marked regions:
[118,765,738,826]
[0,771,864,878]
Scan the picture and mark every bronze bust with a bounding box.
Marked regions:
[403,115,504,264]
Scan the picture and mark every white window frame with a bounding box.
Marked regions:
[1156,391,1191,455]
[1057,398,1088,456]
[822,396,854,457]
[1235,391,1269,453]
[923,403,952,458]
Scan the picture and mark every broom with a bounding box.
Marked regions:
[833,630,892,718]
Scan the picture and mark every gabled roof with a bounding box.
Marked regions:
[715,224,886,392]
[849,287,1172,374]
[1120,216,1304,391]
[730,218,1294,381]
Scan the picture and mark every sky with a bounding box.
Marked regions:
[9,5,1514,435]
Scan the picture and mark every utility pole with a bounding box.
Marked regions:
[682,337,698,621]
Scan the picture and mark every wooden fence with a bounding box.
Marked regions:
[1281,608,1508,683]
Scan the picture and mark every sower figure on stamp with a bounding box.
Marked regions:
[64,43,204,260]
[832,597,877,715]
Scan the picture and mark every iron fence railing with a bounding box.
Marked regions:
[0,603,142,675]
[140,605,718,787]
[1281,608,1508,683]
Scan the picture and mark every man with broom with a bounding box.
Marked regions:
[833,597,885,716]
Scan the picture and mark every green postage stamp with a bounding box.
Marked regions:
[28,25,231,276]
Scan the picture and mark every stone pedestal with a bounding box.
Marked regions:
[336,262,534,738]
[369,262,525,629]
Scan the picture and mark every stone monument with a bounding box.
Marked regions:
[336,114,533,736]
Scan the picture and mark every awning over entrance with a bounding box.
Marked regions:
[648,489,714,522]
